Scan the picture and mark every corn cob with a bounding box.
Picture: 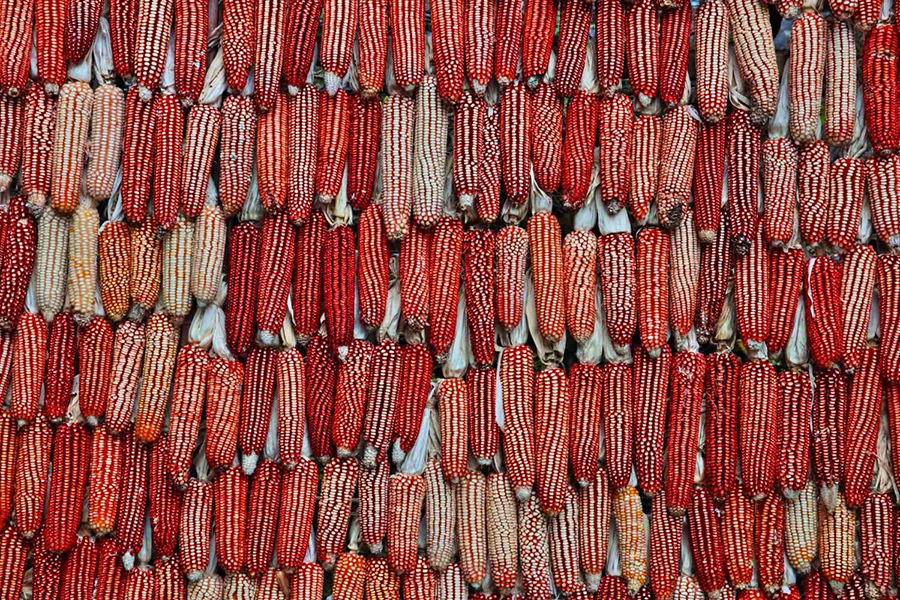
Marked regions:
[477,473,515,593]
[282,0,319,94]
[306,334,338,463]
[88,425,124,537]
[784,481,818,573]
[149,435,183,559]
[104,321,145,434]
[239,347,276,474]
[669,208,701,340]
[205,358,243,471]
[173,0,208,104]
[798,141,831,248]
[597,95,633,215]
[528,212,566,343]
[290,211,325,343]
[651,492,682,600]
[190,200,226,306]
[696,225,732,344]
[151,95,184,235]
[863,24,900,155]
[256,212,295,347]
[844,347,881,508]
[721,490,754,588]
[0,95,21,195]
[464,229,494,364]
[472,111,501,222]
[658,106,698,229]
[98,221,131,322]
[453,92,483,207]
[32,534,64,600]
[367,557,401,600]
[387,471,426,575]
[576,470,609,592]
[762,138,799,247]
[219,96,257,217]
[518,495,553,598]
[860,492,892,598]
[598,233,636,352]
[636,227,670,357]
[50,84,96,214]
[157,559,186,598]
[0,335,10,409]
[214,466,248,572]
[116,428,150,567]
[76,317,113,423]
[360,339,400,468]
[59,534,100,600]
[813,368,848,508]
[122,87,155,223]
[626,0,659,105]
[0,0,32,97]
[67,201,99,325]
[45,422,91,552]
[321,0,359,92]
[553,0,590,97]
[824,19,856,147]
[562,90,598,210]
[353,0,388,95]
[390,0,425,91]
[453,473,489,589]
[788,12,826,144]
[727,0,779,123]
[165,345,208,487]
[602,364,633,490]
[739,361,779,500]
[412,77,448,227]
[0,196,36,329]
[125,567,156,600]
[501,345,535,500]
[135,314,178,443]
[768,248,804,356]
[880,254,900,382]
[631,344,671,496]
[403,556,436,600]
[500,83,532,205]
[614,485,648,594]
[534,367,570,515]
[596,0,625,95]
[688,487,727,597]
[133,0,175,97]
[867,155,900,250]
[358,205,389,330]
[755,494,785,593]
[382,95,415,240]
[0,412,13,531]
[734,230,770,352]
[438,377,469,482]
[701,353,739,502]
[522,0,556,84]
[819,494,856,594]
[85,86,125,204]
[348,95,380,212]
[21,87,57,212]
[548,486,582,594]
[466,367,497,466]
[11,313,47,426]
[777,370,812,497]
[323,224,355,355]
[659,1,691,106]
[726,110,762,255]
[806,257,845,369]
[665,351,705,515]
[827,157,866,253]
[13,414,52,538]
[271,350,304,470]
[401,223,432,333]
[429,217,463,358]
[253,0,284,111]
[693,121,727,243]
[463,0,495,94]
[180,474,213,580]
[531,83,563,193]
[35,0,67,94]
[316,89,350,203]
[284,88,318,223]
[333,551,367,600]
[361,458,390,554]
[96,538,127,600]
[495,226,528,330]
[841,245,877,370]
[257,91,288,213]
[161,215,195,320]
[318,458,360,568]
[180,107,220,218]
[423,460,455,570]
[568,364,602,486]
[431,0,464,102]
[276,458,317,570]
[695,0,729,122]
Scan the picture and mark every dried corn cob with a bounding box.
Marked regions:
[614,485,648,594]
[806,257,845,369]
[253,0,285,112]
[128,220,161,322]
[568,364,602,486]
[45,422,91,552]
[535,367,570,515]
[666,351,705,515]
[219,96,257,216]
[522,0,557,84]
[813,368,848,508]
[281,0,319,94]
[465,229,494,364]
[734,230,770,352]
[0,0,32,96]
[862,24,900,155]
[292,211,325,344]
[13,414,52,538]
[276,459,317,570]
[388,472,426,575]
[104,321,145,434]
[401,223,432,333]
[135,313,178,443]
[562,90,598,210]
[596,0,625,95]
[528,212,566,343]
[257,91,288,213]
[636,227,670,357]
[306,334,338,462]
[843,347,882,508]
[348,94,381,211]
[21,87,57,212]
[777,370,812,497]
[798,141,831,248]
[768,248,805,356]
[658,106,699,229]
[361,459,390,554]
[318,458,360,567]
[11,313,47,426]
[496,226,529,330]
[818,493,856,594]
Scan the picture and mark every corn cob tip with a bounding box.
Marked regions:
[86,416,98,428]
[44,83,59,96]
[392,442,407,464]
[316,455,331,465]
[732,236,751,257]
[865,581,883,600]
[138,86,153,102]
[256,330,280,348]
[324,74,342,97]
[362,444,378,469]
[337,447,355,459]
[820,484,838,513]
[123,551,135,570]
[585,574,602,593]
[128,305,147,321]
[830,581,845,596]
[661,206,683,230]
[0,175,10,193]
[516,487,532,502]
[527,76,542,89]
[242,452,259,476]
[699,230,717,244]
[369,541,384,554]
[782,488,799,501]
[668,507,686,518]
[187,569,204,582]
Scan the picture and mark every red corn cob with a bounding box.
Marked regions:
[174,0,209,105]
[393,343,429,461]
[528,212,566,344]
[219,96,257,217]
[135,314,177,444]
[36,0,67,94]
[762,137,799,247]
[868,155,900,250]
[358,205,389,330]
[205,358,243,471]
[324,224,355,355]
[826,157,866,253]
[404,556,436,600]
[486,472,518,593]
[277,347,306,468]
[798,141,831,249]
[0,412,13,531]
[457,471,488,586]
[256,213,296,347]
[32,535,63,600]
[696,0,729,122]
[467,367,498,466]
[167,345,209,485]
[316,89,350,202]
[554,0,590,97]
[568,363,602,486]
[548,486,582,594]
[843,347,882,508]
[633,344,671,496]
[257,91,288,213]
[651,491,682,600]
[739,361,779,500]
[429,217,463,359]
[597,94,633,215]
[668,208,700,341]
[13,414,52,538]
[89,425,124,535]
[180,105,220,217]
[59,535,99,600]
[388,472,426,575]
[665,351,705,516]
[357,0,387,95]
[0,528,26,598]
[121,87,155,224]
[734,230,770,353]
[318,458,360,568]
[78,317,114,425]
[180,476,212,580]
[494,0,523,86]
[755,494,785,594]
[519,496,552,598]
[0,0,32,97]
[104,321,145,436]
[789,12,826,143]
[238,347,278,469]
[0,95,22,194]
[117,428,150,567]
[292,211,325,344]
[578,469,610,592]
[531,83,563,193]
[860,493,893,598]
[721,489,754,588]
[777,370,812,497]
[333,552,367,600]
[276,458,317,570]
[45,422,91,553]
[768,248,804,357]
[382,95,415,240]
[659,0,691,106]
[500,83,532,205]
[862,24,900,156]
[214,466,248,572]
[495,226,528,330]
[321,0,359,92]
[824,19,855,147]
[367,557,401,599]
[522,0,557,84]
[222,0,255,90]
[477,105,501,224]
[401,223,432,333]
[502,344,535,500]
[726,110,762,255]
[596,0,625,95]
[841,245,877,371]
[431,0,464,102]
[658,105,698,229]
[599,233,636,352]
[636,227,670,357]
[535,367,570,515]
[704,352,741,502]
[689,487,727,597]
[626,0,659,106]
[389,0,424,91]
[806,257,845,369]
[151,95,184,235]
[879,254,900,382]
[282,0,320,94]
[694,121,727,244]
[21,87,57,212]
[306,334,338,463]
[0,196,36,329]
[813,368,849,509]
[561,90,598,210]
[348,95,380,211]
[363,339,401,468]
[96,538,126,600]
[11,313,47,426]
[439,378,469,483]
[253,0,285,112]
[603,363,633,491]
[464,229,495,365]
[361,458,390,554]
[149,435,182,559]
[453,92,484,207]
[464,0,495,94]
